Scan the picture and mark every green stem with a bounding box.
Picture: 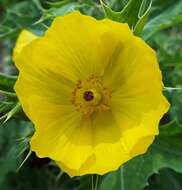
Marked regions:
[95,175,99,190]
[91,175,94,190]
[91,175,99,190]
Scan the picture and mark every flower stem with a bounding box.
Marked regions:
[91,175,94,190]
[91,175,99,190]
[95,175,99,190]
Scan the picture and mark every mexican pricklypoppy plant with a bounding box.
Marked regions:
[14,11,169,177]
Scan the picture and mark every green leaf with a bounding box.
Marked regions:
[100,0,152,36]
[47,2,81,17]
[170,91,182,125]
[0,1,42,40]
[0,120,33,186]
[46,0,76,8]
[99,122,182,190]
[34,2,81,24]
[160,120,182,136]
[0,101,15,113]
[0,73,17,92]
[1,156,79,190]
[146,168,182,190]
[0,161,54,190]
[0,90,16,98]
[143,0,182,40]
[77,175,92,190]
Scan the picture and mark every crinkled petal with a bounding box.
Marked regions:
[57,111,130,176]
[56,98,169,177]
[121,97,169,157]
[56,136,130,176]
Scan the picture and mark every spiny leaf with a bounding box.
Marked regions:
[134,0,152,35]
[0,90,16,98]
[100,0,152,36]
[0,102,21,123]
[34,2,81,24]
[16,150,32,172]
[0,120,33,187]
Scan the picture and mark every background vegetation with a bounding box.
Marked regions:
[0,0,182,189]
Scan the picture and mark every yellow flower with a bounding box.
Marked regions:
[13,11,170,177]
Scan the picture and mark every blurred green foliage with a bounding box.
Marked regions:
[0,0,182,190]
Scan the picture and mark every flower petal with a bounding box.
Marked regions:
[121,97,169,156]
[57,111,130,176]
[107,35,170,156]
[104,35,169,127]
[56,136,130,176]
[13,30,38,61]
[56,98,169,177]
[26,95,93,170]
[44,11,113,81]
[14,30,77,113]
[15,12,133,83]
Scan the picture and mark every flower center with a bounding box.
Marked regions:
[83,90,94,101]
[71,74,112,117]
